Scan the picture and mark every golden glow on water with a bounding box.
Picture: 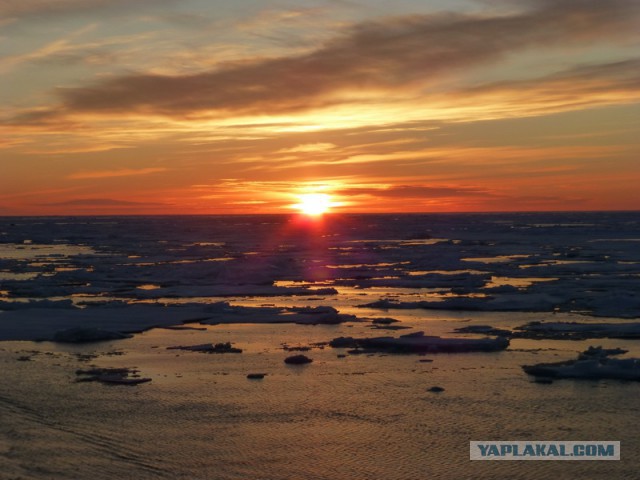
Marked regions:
[3,317,640,480]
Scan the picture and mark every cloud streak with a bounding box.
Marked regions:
[42,198,164,206]
[68,167,167,179]
[0,0,174,20]
[451,58,640,115]
[336,184,490,199]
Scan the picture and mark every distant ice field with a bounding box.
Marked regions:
[1,213,638,337]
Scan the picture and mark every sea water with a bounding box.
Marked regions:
[1,212,639,479]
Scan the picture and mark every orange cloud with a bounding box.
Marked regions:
[68,167,167,179]
[336,184,490,198]
[43,198,164,207]
[277,143,336,153]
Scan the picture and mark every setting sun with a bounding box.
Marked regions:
[294,193,332,216]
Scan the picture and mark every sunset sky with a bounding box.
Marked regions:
[1,0,639,215]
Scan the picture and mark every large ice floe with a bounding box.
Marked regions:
[0,302,358,341]
[523,346,640,381]
[515,321,640,340]
[329,331,509,354]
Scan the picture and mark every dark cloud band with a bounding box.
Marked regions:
[55,0,639,117]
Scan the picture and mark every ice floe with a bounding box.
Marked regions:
[0,302,360,341]
[284,354,313,364]
[167,342,242,353]
[523,346,640,381]
[329,331,509,354]
[515,321,640,340]
[75,367,152,385]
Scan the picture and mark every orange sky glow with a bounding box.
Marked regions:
[1,0,639,215]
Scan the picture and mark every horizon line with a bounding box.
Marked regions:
[1,209,639,219]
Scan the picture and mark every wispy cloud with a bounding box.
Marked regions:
[277,143,336,153]
[40,198,168,207]
[447,58,640,118]
[324,180,593,212]
[68,167,167,179]
[225,200,268,205]
[0,187,83,201]
[336,184,490,199]
[0,24,97,73]
[0,27,160,74]
[246,143,628,173]
[236,6,326,31]
[0,0,175,21]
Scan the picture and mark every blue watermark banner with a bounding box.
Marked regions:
[470,441,620,461]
